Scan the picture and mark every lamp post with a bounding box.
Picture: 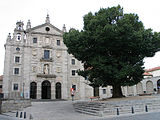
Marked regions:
[23,83,25,99]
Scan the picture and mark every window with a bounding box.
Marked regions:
[44,50,50,59]
[13,84,18,90]
[103,89,106,94]
[15,56,20,63]
[16,47,20,51]
[33,37,37,43]
[45,27,50,31]
[0,85,2,88]
[71,59,75,65]
[72,85,76,91]
[14,68,19,74]
[16,33,21,41]
[57,40,60,46]
[72,70,76,76]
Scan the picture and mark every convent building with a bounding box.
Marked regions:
[3,15,160,100]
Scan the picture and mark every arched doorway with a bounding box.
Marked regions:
[55,82,61,99]
[136,82,143,95]
[146,81,153,94]
[30,82,37,99]
[42,80,51,99]
[157,80,160,93]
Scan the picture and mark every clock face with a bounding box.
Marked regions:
[16,47,20,51]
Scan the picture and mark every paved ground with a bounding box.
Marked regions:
[4,100,100,120]
[2,95,160,120]
[24,101,100,120]
[88,112,160,120]
[2,111,160,120]
[0,114,17,120]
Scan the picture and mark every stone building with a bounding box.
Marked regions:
[3,15,93,100]
[142,67,160,94]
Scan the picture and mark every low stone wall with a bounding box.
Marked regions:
[73,96,160,117]
[1,99,31,113]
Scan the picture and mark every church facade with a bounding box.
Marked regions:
[3,15,93,100]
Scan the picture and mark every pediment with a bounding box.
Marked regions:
[28,23,63,36]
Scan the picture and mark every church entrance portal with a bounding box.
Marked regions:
[30,82,37,99]
[55,82,61,99]
[42,80,51,99]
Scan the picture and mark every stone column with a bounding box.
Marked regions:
[37,81,41,99]
[51,81,55,99]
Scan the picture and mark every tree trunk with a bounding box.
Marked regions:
[112,84,125,98]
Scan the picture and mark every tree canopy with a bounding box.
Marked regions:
[63,5,160,98]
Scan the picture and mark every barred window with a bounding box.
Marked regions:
[57,40,60,46]
[33,37,37,43]
[71,59,75,65]
[44,50,50,59]
[13,84,18,90]
[15,56,20,63]
[72,70,76,76]
[14,68,19,74]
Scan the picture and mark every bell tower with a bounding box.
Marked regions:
[26,20,31,29]
[13,21,26,43]
[15,21,24,31]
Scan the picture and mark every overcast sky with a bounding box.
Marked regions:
[0,0,160,75]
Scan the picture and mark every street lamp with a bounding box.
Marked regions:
[23,83,25,99]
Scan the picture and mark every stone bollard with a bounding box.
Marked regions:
[117,108,119,115]
[16,111,18,117]
[24,112,26,119]
[20,112,23,118]
[131,107,134,114]
[145,105,148,112]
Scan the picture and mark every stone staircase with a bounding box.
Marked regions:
[73,102,105,116]
[73,96,160,117]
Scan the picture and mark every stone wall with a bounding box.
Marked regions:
[1,99,31,113]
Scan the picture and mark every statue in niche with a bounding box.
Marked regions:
[43,64,49,74]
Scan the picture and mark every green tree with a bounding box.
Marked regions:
[63,5,160,98]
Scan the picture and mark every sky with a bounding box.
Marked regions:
[0,0,160,75]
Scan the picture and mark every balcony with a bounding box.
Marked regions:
[37,73,56,78]
[40,57,53,62]
[42,45,53,49]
